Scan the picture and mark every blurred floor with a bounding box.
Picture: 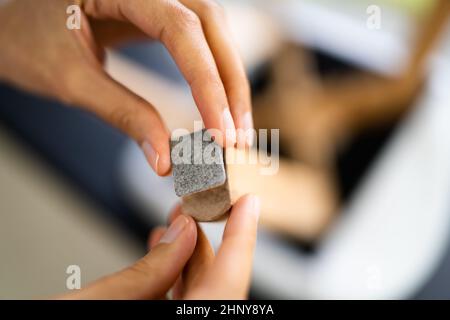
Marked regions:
[0,127,143,299]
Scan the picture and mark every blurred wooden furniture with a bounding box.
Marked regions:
[254,0,450,169]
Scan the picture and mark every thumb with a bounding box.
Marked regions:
[61,215,197,299]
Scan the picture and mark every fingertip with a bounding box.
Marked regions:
[142,138,171,176]
[141,141,158,172]
[234,193,260,221]
[157,149,172,176]
[203,109,237,148]
[177,215,198,254]
[222,194,260,243]
[234,111,254,149]
[161,166,173,177]
[242,111,255,148]
[186,215,198,243]
[158,214,197,251]
[222,108,237,147]
[148,227,167,250]
[158,215,188,244]
[167,209,198,247]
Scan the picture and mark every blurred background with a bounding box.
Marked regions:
[1,0,450,299]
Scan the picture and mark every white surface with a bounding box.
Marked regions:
[265,0,414,76]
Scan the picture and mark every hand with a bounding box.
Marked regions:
[59,194,260,299]
[0,0,253,175]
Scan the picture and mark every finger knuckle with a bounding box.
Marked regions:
[168,4,201,32]
[189,69,222,90]
[83,0,105,18]
[57,64,88,105]
[109,106,134,133]
[129,260,157,279]
[198,0,226,19]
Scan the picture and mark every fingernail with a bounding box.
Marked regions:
[222,108,236,147]
[142,141,159,174]
[159,215,189,244]
[252,195,261,221]
[244,194,260,221]
[242,111,254,147]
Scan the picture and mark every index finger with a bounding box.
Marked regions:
[83,0,236,146]
[180,0,253,147]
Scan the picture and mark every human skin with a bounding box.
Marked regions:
[0,0,259,299]
[0,0,254,175]
[60,194,260,300]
